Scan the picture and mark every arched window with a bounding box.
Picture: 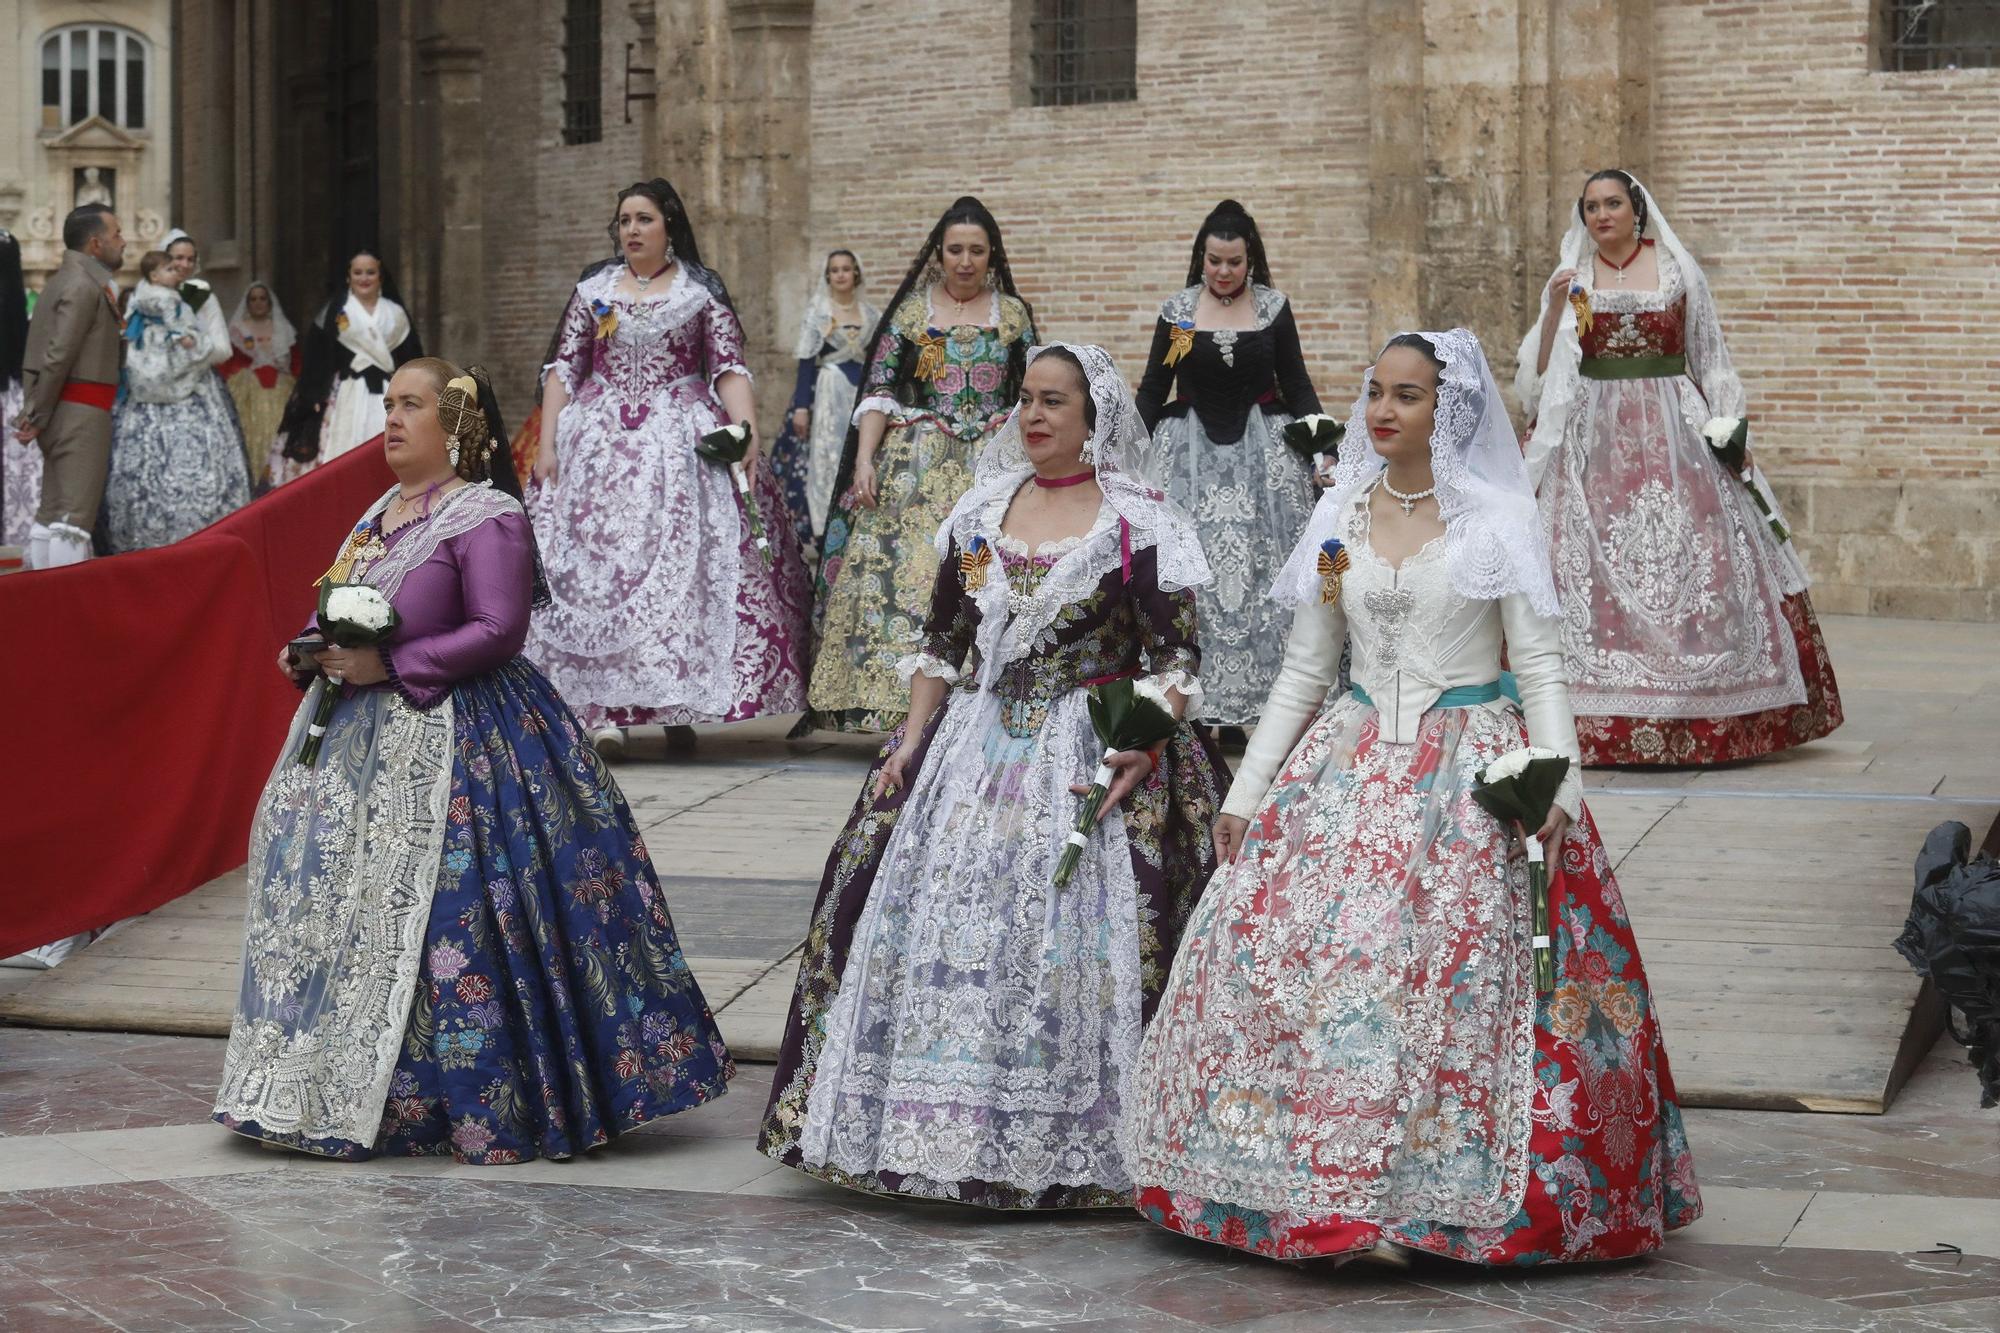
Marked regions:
[40,25,150,131]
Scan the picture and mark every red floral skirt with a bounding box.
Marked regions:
[1575,591,1843,766]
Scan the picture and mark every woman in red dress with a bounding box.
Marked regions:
[1517,170,1840,766]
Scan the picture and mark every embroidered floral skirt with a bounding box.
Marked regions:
[1127,694,1700,1262]
[105,377,251,552]
[758,689,1227,1207]
[2,383,37,547]
[1576,591,1844,766]
[805,417,985,734]
[216,659,734,1162]
[528,384,811,731]
[1152,407,1316,727]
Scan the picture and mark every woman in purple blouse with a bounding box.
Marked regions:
[527,178,810,757]
[214,357,733,1163]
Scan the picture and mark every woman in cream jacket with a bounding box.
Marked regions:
[1123,330,1701,1267]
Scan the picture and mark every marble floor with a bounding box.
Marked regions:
[2,1024,1998,1331]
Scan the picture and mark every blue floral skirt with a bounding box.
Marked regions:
[218,659,733,1162]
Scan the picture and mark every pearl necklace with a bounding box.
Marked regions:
[1382,476,1436,517]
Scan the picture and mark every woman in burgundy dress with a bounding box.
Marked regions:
[1518,169,1841,765]
[215,357,732,1162]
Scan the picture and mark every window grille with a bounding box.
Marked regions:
[1028,0,1137,107]
[1882,0,2000,70]
[39,24,148,130]
[562,0,604,146]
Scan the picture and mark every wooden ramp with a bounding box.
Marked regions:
[1589,790,1969,1113]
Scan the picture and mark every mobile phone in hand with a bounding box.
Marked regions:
[285,635,328,666]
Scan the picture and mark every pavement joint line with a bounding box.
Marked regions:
[1778,1190,1818,1249]
[1597,787,2000,804]
[710,944,805,1011]
[1612,796,1685,877]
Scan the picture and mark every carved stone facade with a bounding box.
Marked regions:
[166,0,2000,620]
[1,1,174,287]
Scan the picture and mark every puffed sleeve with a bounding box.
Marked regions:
[1270,300,1322,417]
[1133,319,1176,432]
[1127,544,1201,704]
[701,292,752,387]
[896,539,976,684]
[1497,593,1585,821]
[1221,598,1347,820]
[852,320,907,424]
[378,513,535,711]
[548,289,596,398]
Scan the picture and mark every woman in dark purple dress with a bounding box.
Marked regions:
[759,343,1227,1208]
[215,357,732,1162]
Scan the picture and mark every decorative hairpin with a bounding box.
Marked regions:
[1317,537,1350,606]
[960,534,993,593]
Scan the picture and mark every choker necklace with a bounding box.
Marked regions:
[1033,470,1095,489]
[1208,283,1240,306]
[1600,238,1647,285]
[629,259,673,290]
[1381,475,1436,517]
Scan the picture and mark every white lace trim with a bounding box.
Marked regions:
[896,651,960,685]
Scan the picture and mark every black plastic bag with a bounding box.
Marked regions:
[1895,821,2000,1107]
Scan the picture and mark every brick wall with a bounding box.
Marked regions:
[1650,0,2000,619]
[804,0,1378,418]
[475,0,651,415]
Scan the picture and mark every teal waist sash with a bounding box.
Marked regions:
[1350,679,1506,711]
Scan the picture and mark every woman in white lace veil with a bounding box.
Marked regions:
[769,250,879,548]
[758,341,1228,1210]
[1126,329,1702,1265]
[224,280,298,482]
[1516,168,1841,766]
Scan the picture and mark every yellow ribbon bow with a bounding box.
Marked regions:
[960,536,993,593]
[1162,320,1196,369]
[913,328,948,384]
[1317,541,1350,606]
[1569,285,1593,340]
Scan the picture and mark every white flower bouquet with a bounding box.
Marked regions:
[1702,415,1790,544]
[179,276,213,313]
[1053,677,1181,888]
[697,422,773,566]
[294,581,401,766]
[1282,413,1345,477]
[1470,745,1572,993]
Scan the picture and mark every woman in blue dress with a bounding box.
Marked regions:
[214,356,731,1162]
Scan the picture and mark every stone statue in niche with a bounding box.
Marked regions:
[73,167,115,210]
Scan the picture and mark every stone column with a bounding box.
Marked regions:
[628,1,662,178]
[414,15,487,365]
[1365,0,1654,400]
[721,0,814,433]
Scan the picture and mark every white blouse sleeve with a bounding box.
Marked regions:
[1221,598,1347,820]
[1497,593,1585,821]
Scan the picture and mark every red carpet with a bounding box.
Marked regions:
[0,445,394,957]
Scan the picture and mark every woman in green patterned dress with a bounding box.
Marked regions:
[802,196,1035,733]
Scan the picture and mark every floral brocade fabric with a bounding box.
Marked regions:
[217,660,733,1161]
[760,540,1228,1207]
[806,292,1033,732]
[1128,696,1700,1262]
